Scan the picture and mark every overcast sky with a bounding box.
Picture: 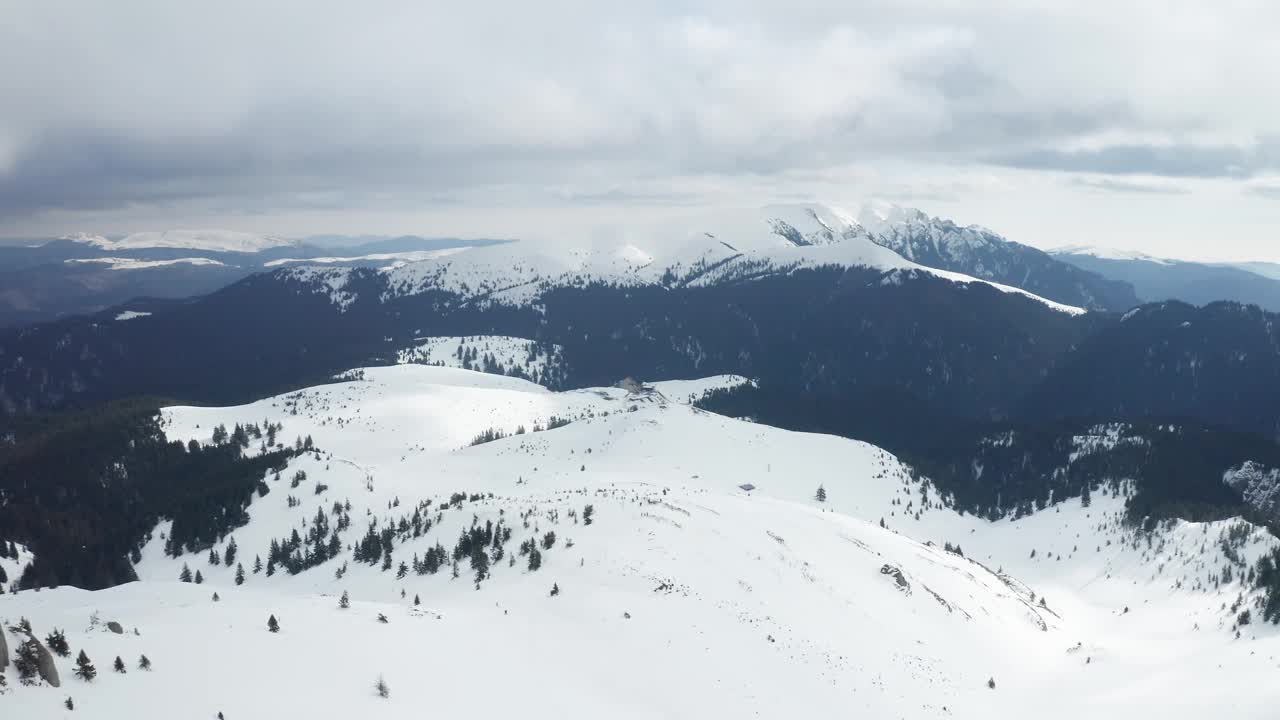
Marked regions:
[2,1,1278,260]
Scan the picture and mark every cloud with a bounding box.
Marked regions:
[2,1,1280,233]
[1067,176,1191,195]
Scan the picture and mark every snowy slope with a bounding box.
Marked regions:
[64,230,294,253]
[292,205,1085,314]
[395,335,566,383]
[4,365,1276,718]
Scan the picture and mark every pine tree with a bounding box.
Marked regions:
[194,569,204,584]
[113,656,126,674]
[583,504,595,526]
[225,537,238,567]
[74,650,97,681]
[46,628,71,657]
[528,546,542,572]
[550,582,560,596]
[138,654,152,671]
[987,677,996,690]
[253,555,263,574]
[65,697,74,711]
[375,675,390,699]
[340,590,350,609]
[179,564,193,583]
[212,592,221,602]
[413,594,421,606]
[815,485,827,502]
[235,563,246,586]
[15,638,41,683]
[267,614,280,633]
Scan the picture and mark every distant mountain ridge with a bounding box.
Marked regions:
[1052,247,1280,312]
[0,235,504,328]
[858,204,1139,311]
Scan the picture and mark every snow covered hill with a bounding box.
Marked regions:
[64,230,295,253]
[4,365,1278,718]
[292,204,1085,314]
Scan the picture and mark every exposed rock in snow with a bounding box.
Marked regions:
[1225,461,1280,522]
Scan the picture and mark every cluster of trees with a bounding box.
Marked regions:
[9,617,152,689]
[209,420,283,450]
[263,502,352,576]
[0,398,295,590]
[469,416,572,447]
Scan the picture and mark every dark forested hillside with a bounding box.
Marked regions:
[1021,302,1280,441]
[0,399,293,590]
[0,265,1101,420]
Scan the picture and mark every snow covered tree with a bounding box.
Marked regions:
[235,563,245,586]
[987,677,996,690]
[339,590,350,609]
[225,537,238,567]
[815,485,827,502]
[74,650,97,681]
[527,546,542,572]
[194,569,204,584]
[542,531,556,550]
[550,582,560,597]
[113,656,126,674]
[212,592,220,602]
[46,628,71,657]
[253,555,263,574]
[138,654,152,671]
[582,504,594,526]
[179,564,193,583]
[375,675,390,699]
[267,614,280,633]
[65,697,74,711]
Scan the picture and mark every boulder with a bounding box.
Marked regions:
[106,621,124,634]
[879,563,912,595]
[15,635,60,687]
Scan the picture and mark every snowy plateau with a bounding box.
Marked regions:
[4,363,1279,719]
[63,230,295,254]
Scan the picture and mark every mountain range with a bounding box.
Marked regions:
[5,203,1280,718]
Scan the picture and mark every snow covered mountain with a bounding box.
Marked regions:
[860,203,1139,311]
[5,364,1278,718]
[64,230,296,254]
[342,204,1085,314]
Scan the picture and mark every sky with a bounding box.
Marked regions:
[2,0,1278,261]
